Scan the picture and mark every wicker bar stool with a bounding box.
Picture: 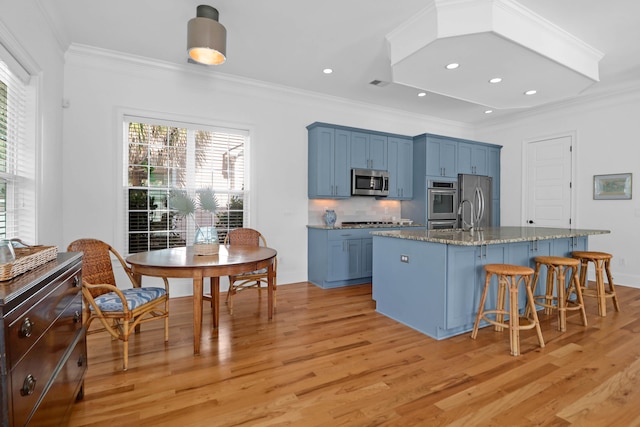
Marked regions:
[527,256,587,331]
[572,251,620,317]
[471,264,545,356]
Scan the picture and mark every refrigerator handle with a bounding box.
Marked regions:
[476,187,485,225]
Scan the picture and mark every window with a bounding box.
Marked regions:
[125,116,247,253]
[0,56,35,242]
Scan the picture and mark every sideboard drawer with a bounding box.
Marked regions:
[10,293,83,426]
[7,267,81,369]
[18,329,87,427]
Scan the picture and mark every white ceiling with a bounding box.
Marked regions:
[37,0,640,124]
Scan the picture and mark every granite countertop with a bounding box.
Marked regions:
[370,226,610,246]
[307,223,427,230]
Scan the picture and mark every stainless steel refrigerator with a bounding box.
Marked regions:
[458,174,492,229]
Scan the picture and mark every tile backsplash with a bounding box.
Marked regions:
[308,198,402,225]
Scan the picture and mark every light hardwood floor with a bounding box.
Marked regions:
[68,282,640,426]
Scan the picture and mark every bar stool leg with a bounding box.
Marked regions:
[556,266,567,332]
[568,265,588,327]
[523,274,545,351]
[544,266,555,316]
[508,274,520,356]
[604,259,621,312]
[525,262,542,319]
[495,274,507,332]
[471,273,492,340]
[594,259,607,317]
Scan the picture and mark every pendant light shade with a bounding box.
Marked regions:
[187,5,226,65]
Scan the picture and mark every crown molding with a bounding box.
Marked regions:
[65,44,472,132]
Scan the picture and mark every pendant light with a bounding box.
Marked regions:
[187,5,227,65]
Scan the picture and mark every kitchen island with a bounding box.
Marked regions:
[371,227,610,340]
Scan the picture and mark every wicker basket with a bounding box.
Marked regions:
[0,246,59,281]
[193,243,219,256]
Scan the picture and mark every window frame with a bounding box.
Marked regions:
[0,41,37,244]
[117,109,253,255]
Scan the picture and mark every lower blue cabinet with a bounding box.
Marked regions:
[309,227,421,288]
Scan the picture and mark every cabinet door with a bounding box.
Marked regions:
[426,137,457,177]
[334,129,351,197]
[327,240,350,281]
[397,138,413,198]
[458,142,488,175]
[487,147,500,198]
[369,134,387,170]
[386,137,412,200]
[361,238,373,277]
[308,127,335,198]
[387,138,400,198]
[327,238,363,281]
[350,132,369,169]
[446,245,480,329]
[346,239,363,279]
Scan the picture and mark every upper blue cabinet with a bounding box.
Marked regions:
[458,142,488,175]
[387,136,413,200]
[350,132,387,170]
[308,122,412,200]
[308,125,351,198]
[425,136,457,178]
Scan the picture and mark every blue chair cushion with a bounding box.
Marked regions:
[93,287,166,312]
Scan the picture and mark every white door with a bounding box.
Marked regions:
[524,135,574,227]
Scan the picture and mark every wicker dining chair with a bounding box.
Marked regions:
[67,239,169,370]
[220,228,277,314]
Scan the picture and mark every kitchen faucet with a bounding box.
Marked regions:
[458,199,474,231]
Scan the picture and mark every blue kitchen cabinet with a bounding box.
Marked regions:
[309,226,425,288]
[425,135,457,178]
[371,238,447,339]
[351,131,387,170]
[458,142,488,175]
[327,238,362,281]
[445,243,520,330]
[387,136,413,200]
[308,125,350,198]
[309,228,372,288]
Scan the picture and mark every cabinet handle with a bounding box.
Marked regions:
[78,354,85,367]
[19,318,34,338]
[73,275,80,287]
[73,311,82,323]
[20,374,37,396]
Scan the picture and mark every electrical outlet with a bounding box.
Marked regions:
[400,254,409,263]
[619,258,626,266]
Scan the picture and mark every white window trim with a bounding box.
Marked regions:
[114,108,256,255]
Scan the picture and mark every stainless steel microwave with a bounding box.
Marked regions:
[351,169,389,196]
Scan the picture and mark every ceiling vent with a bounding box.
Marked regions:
[369,79,389,87]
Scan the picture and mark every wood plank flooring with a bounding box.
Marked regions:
[68,282,640,426]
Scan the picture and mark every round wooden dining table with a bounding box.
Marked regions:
[126,245,277,355]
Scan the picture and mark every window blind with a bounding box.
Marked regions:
[0,55,35,242]
[124,115,248,253]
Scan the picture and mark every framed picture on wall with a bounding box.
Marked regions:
[593,173,632,200]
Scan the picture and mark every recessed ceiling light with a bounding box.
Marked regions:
[524,89,537,95]
[445,63,459,70]
[484,110,493,114]
[489,77,502,84]
[323,68,333,74]
[418,92,427,97]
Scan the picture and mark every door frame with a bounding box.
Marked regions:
[521,131,577,227]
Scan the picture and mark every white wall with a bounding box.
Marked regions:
[475,88,640,287]
[61,46,470,295]
[0,1,65,247]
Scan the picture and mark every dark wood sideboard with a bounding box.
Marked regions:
[0,252,85,426]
